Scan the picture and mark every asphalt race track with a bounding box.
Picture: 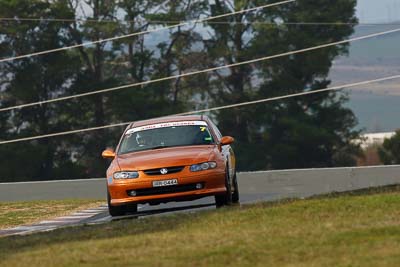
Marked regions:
[87,192,278,224]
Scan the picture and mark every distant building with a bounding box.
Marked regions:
[358,132,396,149]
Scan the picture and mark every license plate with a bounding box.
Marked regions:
[152,179,178,187]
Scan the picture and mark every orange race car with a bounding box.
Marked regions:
[102,115,239,216]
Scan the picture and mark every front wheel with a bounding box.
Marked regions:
[215,167,233,208]
[126,203,138,214]
[107,191,126,217]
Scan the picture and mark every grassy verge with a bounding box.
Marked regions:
[0,199,105,229]
[1,187,400,267]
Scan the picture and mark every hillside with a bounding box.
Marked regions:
[329,24,400,132]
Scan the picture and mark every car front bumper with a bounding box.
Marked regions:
[108,170,226,205]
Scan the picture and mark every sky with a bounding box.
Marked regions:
[357,0,400,23]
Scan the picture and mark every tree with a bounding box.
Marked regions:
[202,0,361,170]
[0,0,363,181]
[0,0,198,181]
[378,130,400,165]
[0,0,84,181]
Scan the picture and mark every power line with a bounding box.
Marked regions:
[1,17,398,26]
[1,74,399,145]
[0,17,118,23]
[0,0,295,63]
[176,75,400,116]
[0,122,131,145]
[1,27,399,113]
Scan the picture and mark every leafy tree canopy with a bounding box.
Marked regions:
[0,0,361,181]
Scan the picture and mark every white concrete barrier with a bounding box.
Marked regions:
[1,165,399,202]
[238,165,400,202]
[0,178,106,201]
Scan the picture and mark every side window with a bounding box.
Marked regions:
[208,120,222,141]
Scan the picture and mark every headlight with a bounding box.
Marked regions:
[113,171,139,179]
[190,161,217,172]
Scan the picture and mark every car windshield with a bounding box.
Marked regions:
[118,122,215,154]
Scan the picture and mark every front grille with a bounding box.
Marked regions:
[128,183,203,197]
[143,166,184,175]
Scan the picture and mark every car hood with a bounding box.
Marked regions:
[116,145,215,170]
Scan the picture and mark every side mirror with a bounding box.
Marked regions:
[102,149,116,159]
[220,136,234,146]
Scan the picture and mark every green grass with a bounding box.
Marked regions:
[1,188,400,267]
[0,199,104,229]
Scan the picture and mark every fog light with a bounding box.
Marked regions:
[128,190,137,196]
[196,183,203,189]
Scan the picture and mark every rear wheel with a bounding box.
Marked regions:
[215,166,233,208]
[107,191,126,217]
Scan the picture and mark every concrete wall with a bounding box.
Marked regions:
[239,165,400,202]
[0,178,107,202]
[1,165,400,202]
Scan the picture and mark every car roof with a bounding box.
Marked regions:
[128,115,210,128]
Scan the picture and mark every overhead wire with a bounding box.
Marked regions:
[0,0,295,63]
[1,17,398,26]
[1,74,399,145]
[0,27,399,113]
[175,75,400,116]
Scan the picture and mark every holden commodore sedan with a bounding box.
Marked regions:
[102,115,239,216]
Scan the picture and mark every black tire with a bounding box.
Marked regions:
[107,191,126,217]
[126,203,138,214]
[232,172,240,204]
[215,194,226,208]
[215,166,233,208]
